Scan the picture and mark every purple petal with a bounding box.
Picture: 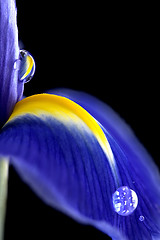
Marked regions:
[0,93,160,239]
[0,94,123,239]
[0,0,24,126]
[51,89,160,189]
[49,89,160,239]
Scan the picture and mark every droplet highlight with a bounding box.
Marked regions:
[18,50,35,83]
[13,59,21,71]
[112,186,138,216]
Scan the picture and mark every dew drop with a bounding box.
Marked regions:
[112,186,138,216]
[18,50,35,83]
[139,215,144,221]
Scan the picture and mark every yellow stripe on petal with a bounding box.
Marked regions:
[7,94,119,184]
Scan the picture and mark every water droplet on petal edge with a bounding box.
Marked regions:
[18,50,35,83]
[112,186,138,216]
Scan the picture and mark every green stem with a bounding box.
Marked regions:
[0,158,9,240]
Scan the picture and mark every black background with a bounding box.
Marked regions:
[4,1,159,240]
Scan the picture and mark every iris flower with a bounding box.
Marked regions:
[0,1,160,240]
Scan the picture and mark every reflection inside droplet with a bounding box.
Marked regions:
[112,186,138,216]
[18,50,35,83]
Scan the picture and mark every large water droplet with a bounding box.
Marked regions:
[112,186,138,216]
[18,50,35,83]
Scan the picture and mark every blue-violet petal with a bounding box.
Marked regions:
[0,93,160,240]
[0,0,24,126]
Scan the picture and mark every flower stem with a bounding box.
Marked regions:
[0,158,9,240]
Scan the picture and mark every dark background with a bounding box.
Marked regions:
[4,1,159,239]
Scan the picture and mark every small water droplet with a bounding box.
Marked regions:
[139,215,144,221]
[112,186,138,216]
[18,50,35,83]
